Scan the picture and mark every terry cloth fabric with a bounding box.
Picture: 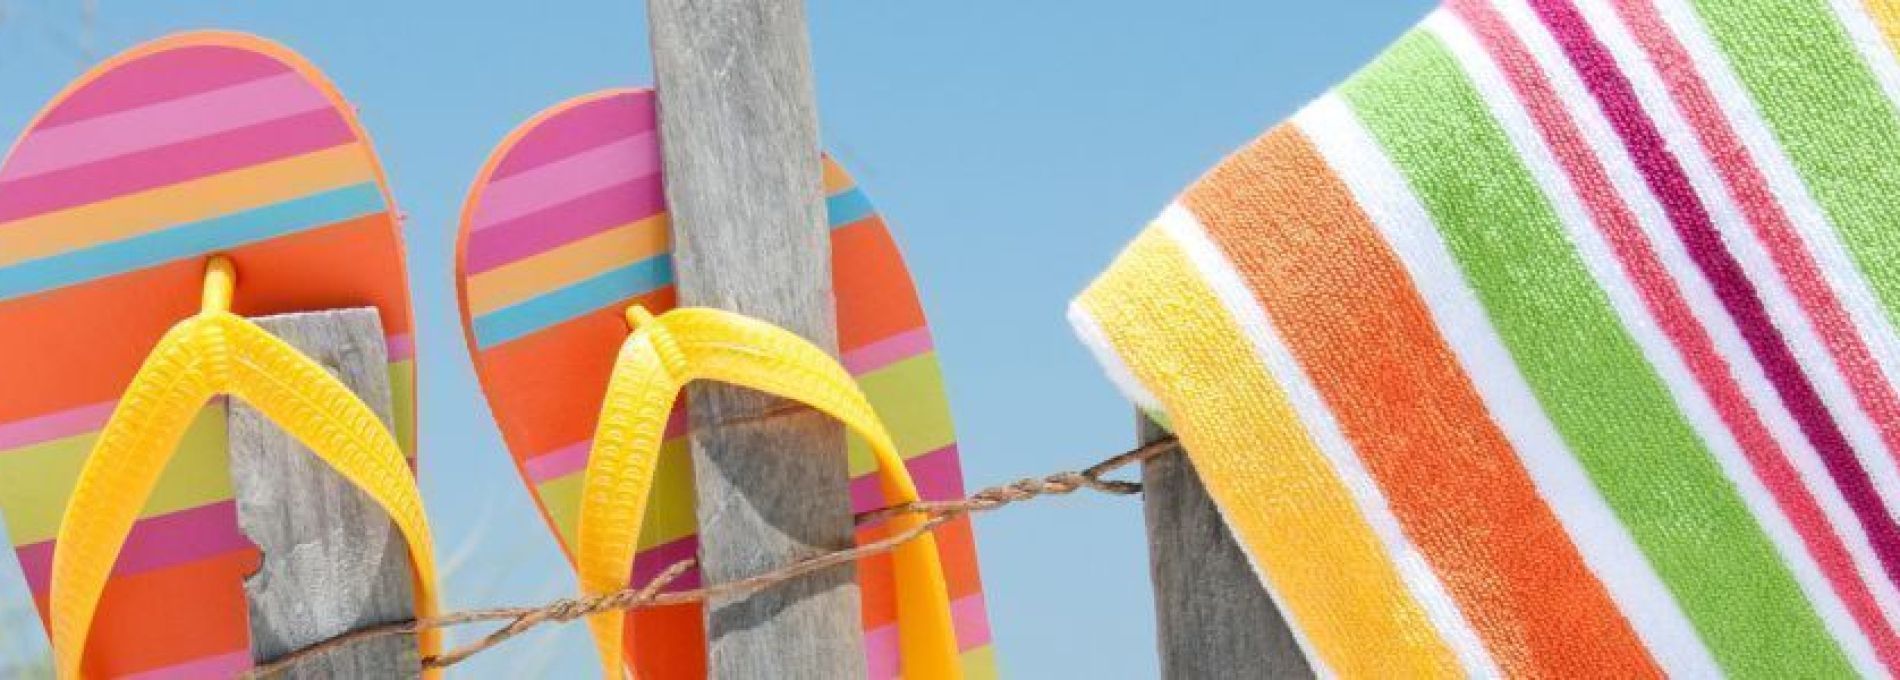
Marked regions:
[1071,0,1900,677]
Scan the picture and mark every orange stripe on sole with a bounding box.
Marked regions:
[0,212,408,422]
[54,549,258,678]
[476,287,677,458]
[834,217,927,352]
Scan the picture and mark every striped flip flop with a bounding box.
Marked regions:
[0,33,430,677]
[455,89,996,678]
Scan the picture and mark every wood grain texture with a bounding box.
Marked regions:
[648,0,867,675]
[230,308,418,678]
[1141,415,1311,679]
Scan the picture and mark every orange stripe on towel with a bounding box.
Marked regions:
[1181,125,1658,676]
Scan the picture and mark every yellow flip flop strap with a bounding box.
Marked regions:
[48,257,440,679]
[577,306,961,680]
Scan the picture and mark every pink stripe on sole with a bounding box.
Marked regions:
[492,92,657,180]
[385,333,416,362]
[41,46,289,128]
[844,327,935,375]
[473,132,661,231]
[0,400,114,450]
[0,109,354,223]
[122,649,252,680]
[524,410,690,483]
[630,534,702,592]
[866,621,900,679]
[863,594,993,679]
[525,439,592,483]
[0,398,233,451]
[465,173,668,274]
[851,445,967,513]
[2,72,333,183]
[16,501,252,594]
[952,594,995,648]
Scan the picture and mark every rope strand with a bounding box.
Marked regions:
[240,436,1179,678]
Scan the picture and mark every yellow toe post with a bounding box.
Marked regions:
[202,255,236,313]
[576,305,962,680]
[48,256,440,678]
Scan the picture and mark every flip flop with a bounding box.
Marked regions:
[455,89,996,678]
[0,33,433,677]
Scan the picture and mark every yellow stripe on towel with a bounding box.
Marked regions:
[1074,226,1462,677]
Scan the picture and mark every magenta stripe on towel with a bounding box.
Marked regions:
[1451,0,1900,664]
[16,501,251,594]
[0,109,355,223]
[0,400,114,450]
[1536,0,1900,585]
[491,93,658,180]
[1611,0,1900,483]
[1,72,333,183]
[851,445,968,513]
[843,327,935,375]
[39,45,289,129]
[464,173,668,274]
[122,650,252,680]
[472,132,661,231]
[1604,1,1900,658]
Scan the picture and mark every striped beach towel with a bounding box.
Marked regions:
[1071,0,1900,676]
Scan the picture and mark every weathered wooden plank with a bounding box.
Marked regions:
[230,308,419,679]
[648,0,866,676]
[1141,415,1311,679]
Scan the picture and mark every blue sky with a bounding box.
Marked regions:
[0,1,1433,675]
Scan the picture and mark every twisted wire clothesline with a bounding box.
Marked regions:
[240,436,1180,678]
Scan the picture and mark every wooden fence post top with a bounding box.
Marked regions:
[649,0,868,676]
[1141,415,1311,679]
[231,308,420,679]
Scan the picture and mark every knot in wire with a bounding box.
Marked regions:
[545,597,594,622]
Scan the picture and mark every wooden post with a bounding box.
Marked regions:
[1141,415,1311,679]
[229,308,419,678]
[648,0,866,676]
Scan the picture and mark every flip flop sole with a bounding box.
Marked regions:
[0,32,417,677]
[455,89,996,678]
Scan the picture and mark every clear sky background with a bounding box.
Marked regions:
[0,1,1433,676]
